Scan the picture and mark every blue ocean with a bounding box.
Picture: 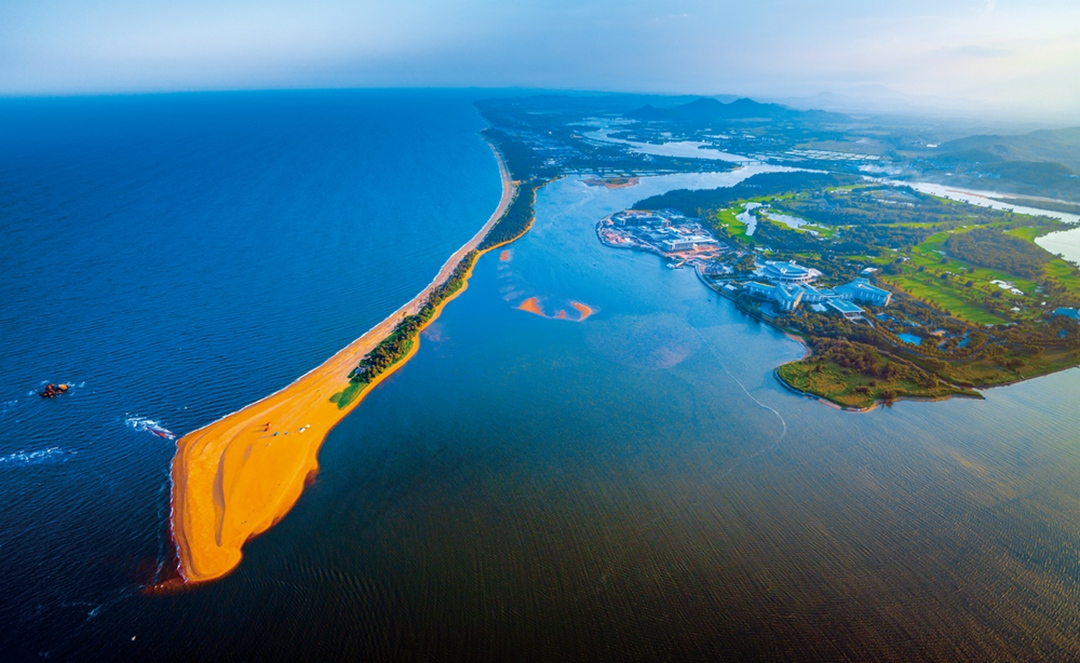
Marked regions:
[0,90,501,657]
[4,90,1080,660]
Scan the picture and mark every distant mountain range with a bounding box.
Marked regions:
[936,127,1080,172]
[626,97,849,124]
[928,127,1080,201]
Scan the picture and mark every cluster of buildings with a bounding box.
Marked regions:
[598,210,892,321]
[600,209,723,256]
[741,259,892,319]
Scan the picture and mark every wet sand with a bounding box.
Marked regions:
[570,301,594,321]
[517,297,595,322]
[169,145,516,584]
[517,297,545,317]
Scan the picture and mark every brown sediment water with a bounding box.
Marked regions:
[517,297,545,317]
[168,145,516,585]
[570,301,594,321]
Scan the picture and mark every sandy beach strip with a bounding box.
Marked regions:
[168,144,516,585]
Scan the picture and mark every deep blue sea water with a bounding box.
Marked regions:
[0,90,500,657]
[4,91,1080,661]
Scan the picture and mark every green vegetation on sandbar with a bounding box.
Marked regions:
[479,179,541,250]
[331,120,563,410]
[332,248,483,409]
[331,130,551,410]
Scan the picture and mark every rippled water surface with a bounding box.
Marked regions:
[4,94,1080,661]
[0,89,501,658]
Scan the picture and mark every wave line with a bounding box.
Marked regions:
[693,327,788,461]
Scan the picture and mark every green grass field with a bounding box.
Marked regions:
[1044,259,1080,297]
[716,206,749,241]
[881,274,1008,325]
[877,226,1053,325]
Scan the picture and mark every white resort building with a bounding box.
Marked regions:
[742,270,891,318]
[662,235,718,253]
[745,281,804,311]
[834,278,892,306]
[759,260,821,285]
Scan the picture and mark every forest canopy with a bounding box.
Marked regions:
[944,228,1054,280]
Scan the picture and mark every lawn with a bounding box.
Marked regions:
[881,273,1008,325]
[716,206,749,241]
[1044,259,1080,297]
[880,226,1052,324]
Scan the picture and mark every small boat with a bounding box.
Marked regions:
[39,383,69,399]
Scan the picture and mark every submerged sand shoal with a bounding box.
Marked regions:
[169,147,515,584]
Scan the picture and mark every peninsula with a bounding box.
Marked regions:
[618,174,1080,409]
[169,143,526,584]
[470,93,1080,410]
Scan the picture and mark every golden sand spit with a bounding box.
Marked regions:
[168,146,515,585]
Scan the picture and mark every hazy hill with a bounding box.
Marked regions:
[627,97,849,125]
[937,127,1080,172]
[928,127,1080,201]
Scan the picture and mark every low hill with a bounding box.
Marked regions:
[627,97,849,126]
[938,127,1080,171]
[926,127,1080,201]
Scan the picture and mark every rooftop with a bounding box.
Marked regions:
[837,278,890,298]
[828,299,864,315]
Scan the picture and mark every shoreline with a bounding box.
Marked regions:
[167,142,517,585]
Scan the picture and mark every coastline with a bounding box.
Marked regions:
[168,142,517,585]
[690,254,990,411]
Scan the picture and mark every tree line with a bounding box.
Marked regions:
[340,249,482,405]
[632,171,858,216]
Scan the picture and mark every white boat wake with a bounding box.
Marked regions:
[125,416,177,440]
[694,327,788,461]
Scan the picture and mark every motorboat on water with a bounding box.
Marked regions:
[39,383,69,398]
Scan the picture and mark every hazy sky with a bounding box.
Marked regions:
[2,0,1078,120]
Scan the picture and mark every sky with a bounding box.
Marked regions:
[2,0,1078,121]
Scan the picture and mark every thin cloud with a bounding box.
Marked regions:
[947,44,1011,57]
